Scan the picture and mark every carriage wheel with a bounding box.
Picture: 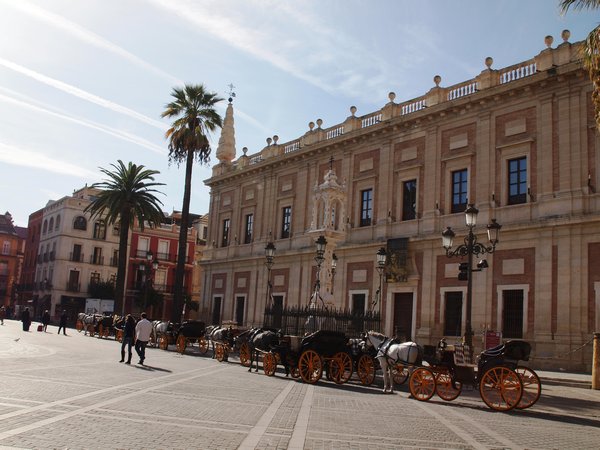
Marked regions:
[198,337,209,355]
[176,335,187,354]
[116,329,123,342]
[331,352,353,384]
[409,367,436,401]
[515,366,541,409]
[239,342,251,367]
[298,350,323,384]
[435,371,462,401]
[263,353,277,376]
[290,366,300,379]
[97,324,103,338]
[101,325,109,338]
[357,354,376,386]
[76,320,83,332]
[159,334,169,350]
[392,363,409,385]
[87,325,95,337]
[479,366,523,411]
[215,344,226,362]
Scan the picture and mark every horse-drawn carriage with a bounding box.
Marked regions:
[152,320,208,355]
[410,339,541,411]
[76,313,103,336]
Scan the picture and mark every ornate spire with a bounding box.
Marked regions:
[216,86,236,164]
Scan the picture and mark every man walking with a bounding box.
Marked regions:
[134,312,152,365]
[57,310,68,335]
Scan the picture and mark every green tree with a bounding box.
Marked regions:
[161,84,223,323]
[85,160,165,315]
[561,0,600,127]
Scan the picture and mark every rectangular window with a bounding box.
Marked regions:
[2,241,10,255]
[235,296,245,326]
[244,214,253,244]
[502,290,524,338]
[92,247,103,265]
[93,221,106,240]
[137,237,149,258]
[71,244,82,262]
[360,189,373,227]
[402,179,417,221]
[281,207,291,239]
[508,157,527,205]
[444,292,463,336]
[221,219,230,247]
[451,169,468,213]
[90,272,100,284]
[157,240,169,260]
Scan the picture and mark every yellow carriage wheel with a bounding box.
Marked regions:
[479,366,523,411]
[357,354,376,386]
[408,367,436,401]
[239,342,251,367]
[263,353,277,376]
[298,349,322,384]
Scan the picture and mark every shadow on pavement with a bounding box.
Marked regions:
[132,364,172,373]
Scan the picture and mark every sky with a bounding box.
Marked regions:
[0,0,598,227]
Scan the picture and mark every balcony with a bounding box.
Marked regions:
[156,252,172,262]
[69,252,84,262]
[66,282,81,292]
[90,255,104,265]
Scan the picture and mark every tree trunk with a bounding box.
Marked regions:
[172,149,194,323]
[116,209,131,316]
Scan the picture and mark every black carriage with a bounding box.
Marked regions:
[174,321,207,355]
[412,339,541,411]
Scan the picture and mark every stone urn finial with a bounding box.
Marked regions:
[316,118,323,128]
[308,121,315,131]
[273,135,279,144]
[485,57,493,69]
[433,75,441,87]
[242,146,248,155]
[350,106,357,116]
[388,92,396,102]
[266,137,272,146]
[545,35,554,48]
[561,29,570,43]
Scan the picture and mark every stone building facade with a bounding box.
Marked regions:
[202,33,599,371]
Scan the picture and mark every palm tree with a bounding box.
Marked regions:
[561,0,600,127]
[161,84,223,323]
[85,160,165,315]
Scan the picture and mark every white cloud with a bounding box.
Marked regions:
[0,142,98,179]
[0,88,166,155]
[0,57,168,131]
[0,0,183,86]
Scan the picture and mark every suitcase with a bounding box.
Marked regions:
[37,324,43,332]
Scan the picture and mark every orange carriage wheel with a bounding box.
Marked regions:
[87,325,95,337]
[392,363,409,385]
[298,349,323,384]
[263,352,277,376]
[435,371,462,401]
[76,320,83,332]
[215,343,226,362]
[239,342,251,367]
[331,352,353,384]
[290,366,300,379]
[357,354,376,386]
[515,366,541,410]
[198,337,209,355]
[159,334,169,350]
[116,329,123,342]
[409,367,436,401]
[176,335,187,354]
[479,366,523,411]
[97,324,103,338]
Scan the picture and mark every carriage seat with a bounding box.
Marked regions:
[480,340,531,362]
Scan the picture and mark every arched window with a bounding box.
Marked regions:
[42,220,48,234]
[55,215,61,231]
[73,216,87,230]
[48,217,54,232]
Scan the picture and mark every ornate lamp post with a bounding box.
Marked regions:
[311,235,327,306]
[141,251,159,312]
[265,241,276,306]
[374,247,387,309]
[442,204,501,356]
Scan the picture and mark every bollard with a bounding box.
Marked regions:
[593,333,600,390]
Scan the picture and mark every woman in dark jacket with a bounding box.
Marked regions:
[21,307,31,331]
[120,315,136,364]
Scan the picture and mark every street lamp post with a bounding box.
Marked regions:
[442,204,501,357]
[330,253,338,294]
[374,247,387,309]
[264,241,276,306]
[310,235,327,306]
[141,251,159,313]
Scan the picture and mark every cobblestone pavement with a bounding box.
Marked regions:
[0,319,599,449]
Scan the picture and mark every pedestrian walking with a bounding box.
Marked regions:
[21,307,31,331]
[0,306,5,325]
[41,310,50,332]
[134,312,152,365]
[120,314,136,364]
[57,310,68,335]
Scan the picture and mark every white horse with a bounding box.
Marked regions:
[364,330,423,394]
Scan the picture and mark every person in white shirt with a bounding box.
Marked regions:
[134,312,153,365]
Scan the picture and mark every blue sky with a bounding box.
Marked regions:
[0,0,597,227]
